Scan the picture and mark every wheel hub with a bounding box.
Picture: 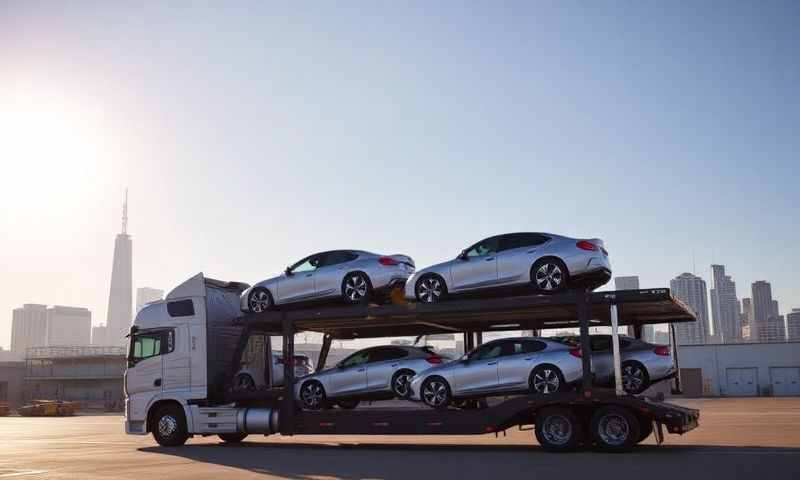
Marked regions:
[423,381,447,406]
[302,384,324,408]
[535,263,563,291]
[345,275,367,301]
[418,278,442,303]
[394,374,411,396]
[598,414,630,445]
[249,290,270,312]
[541,414,572,445]
[158,415,178,438]
[533,369,560,394]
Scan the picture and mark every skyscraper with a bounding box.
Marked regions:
[669,273,709,345]
[105,191,133,346]
[46,306,92,346]
[751,281,785,342]
[136,287,164,313]
[614,276,640,291]
[91,324,108,346]
[709,265,741,343]
[787,309,800,342]
[741,297,753,340]
[10,304,48,357]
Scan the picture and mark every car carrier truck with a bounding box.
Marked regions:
[124,273,699,452]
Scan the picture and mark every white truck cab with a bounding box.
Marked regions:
[125,273,281,446]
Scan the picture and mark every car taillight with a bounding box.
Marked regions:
[576,240,598,251]
[426,356,443,364]
[654,346,670,356]
[378,256,399,266]
[569,348,582,358]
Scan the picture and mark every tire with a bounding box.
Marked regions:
[336,399,360,410]
[299,380,327,410]
[247,287,273,313]
[420,376,451,409]
[151,404,189,447]
[342,272,373,304]
[219,433,248,443]
[529,364,566,395]
[590,406,641,452]
[233,373,256,392]
[621,361,650,394]
[530,258,569,293]
[391,369,415,398]
[534,406,582,452]
[415,274,448,304]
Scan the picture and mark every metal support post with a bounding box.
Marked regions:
[317,334,332,372]
[670,323,683,395]
[577,292,593,392]
[475,331,483,347]
[610,304,624,396]
[280,312,295,435]
[464,331,474,353]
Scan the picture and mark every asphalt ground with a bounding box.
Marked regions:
[1,398,798,479]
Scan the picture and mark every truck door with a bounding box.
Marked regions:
[126,330,166,396]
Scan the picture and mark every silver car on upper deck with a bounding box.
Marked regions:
[405,232,611,303]
[407,337,586,408]
[241,250,414,312]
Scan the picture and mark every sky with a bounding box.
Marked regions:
[1,1,798,349]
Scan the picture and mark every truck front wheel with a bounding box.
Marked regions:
[152,404,189,447]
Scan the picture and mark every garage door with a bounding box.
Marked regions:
[726,368,758,396]
[770,367,800,396]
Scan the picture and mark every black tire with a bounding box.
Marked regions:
[391,369,415,398]
[219,432,248,443]
[336,399,360,410]
[151,404,189,447]
[621,361,650,395]
[415,274,448,304]
[299,380,327,410]
[590,406,641,452]
[247,287,273,313]
[529,364,566,395]
[420,376,451,409]
[530,258,569,293]
[233,373,256,392]
[637,418,654,443]
[535,406,582,452]
[342,272,373,304]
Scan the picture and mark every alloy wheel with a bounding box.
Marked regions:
[236,375,255,391]
[597,413,630,446]
[541,414,572,446]
[532,368,561,394]
[158,415,178,438]
[393,373,413,397]
[301,383,325,409]
[249,289,271,313]
[535,263,563,291]
[422,379,448,407]
[417,277,443,303]
[622,364,645,393]
[344,274,368,302]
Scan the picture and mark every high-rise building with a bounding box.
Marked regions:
[136,287,164,313]
[771,300,780,318]
[751,281,784,342]
[669,273,709,345]
[91,324,108,346]
[46,306,92,346]
[10,304,48,357]
[787,309,800,342]
[709,265,741,343]
[741,297,753,340]
[614,276,640,291]
[105,191,133,346]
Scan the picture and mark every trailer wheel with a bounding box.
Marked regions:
[590,405,640,452]
[342,272,373,304]
[299,380,327,410]
[219,433,248,443]
[534,406,582,452]
[421,376,451,409]
[152,404,189,447]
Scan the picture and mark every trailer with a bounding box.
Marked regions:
[124,274,699,452]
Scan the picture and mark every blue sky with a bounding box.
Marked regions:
[1,1,798,347]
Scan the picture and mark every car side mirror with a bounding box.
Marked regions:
[284,267,293,276]
[457,250,468,261]
[336,362,345,369]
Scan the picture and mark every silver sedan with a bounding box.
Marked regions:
[405,232,611,303]
[408,337,585,408]
[296,345,449,410]
[241,250,414,312]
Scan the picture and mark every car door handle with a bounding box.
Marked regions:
[357,368,365,372]
[524,357,534,361]
[390,363,399,367]
[154,378,162,387]
[486,361,497,365]
[305,273,313,277]
[485,257,495,261]
[526,249,537,254]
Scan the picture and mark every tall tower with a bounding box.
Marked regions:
[709,265,740,343]
[105,190,133,346]
[670,273,709,345]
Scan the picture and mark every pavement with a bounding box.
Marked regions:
[1,398,799,479]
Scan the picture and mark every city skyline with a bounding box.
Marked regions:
[2,2,799,349]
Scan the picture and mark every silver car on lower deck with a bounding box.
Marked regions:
[295,345,449,410]
[405,232,611,303]
[408,337,586,408]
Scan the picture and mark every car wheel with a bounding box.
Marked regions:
[299,380,327,410]
[535,406,582,452]
[151,404,189,447]
[415,274,448,304]
[233,373,256,392]
[530,364,566,395]
[219,433,248,443]
[342,272,373,304]
[421,376,451,409]
[391,369,415,398]
[590,406,641,452]
[247,287,273,313]
[531,258,569,293]
[336,399,360,410]
[621,361,650,394]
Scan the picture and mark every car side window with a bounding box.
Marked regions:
[500,233,549,251]
[466,237,499,257]
[320,251,357,268]
[341,350,370,368]
[292,255,322,273]
[522,340,547,353]
[368,347,408,363]
[472,342,504,360]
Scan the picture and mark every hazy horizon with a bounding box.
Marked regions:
[2,1,799,349]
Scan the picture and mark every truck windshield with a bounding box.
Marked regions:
[128,330,171,367]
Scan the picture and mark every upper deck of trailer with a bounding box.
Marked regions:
[239,288,696,339]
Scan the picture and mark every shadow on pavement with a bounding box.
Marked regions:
[140,441,800,480]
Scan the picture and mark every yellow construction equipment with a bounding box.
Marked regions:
[17,400,78,417]
[0,401,9,417]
